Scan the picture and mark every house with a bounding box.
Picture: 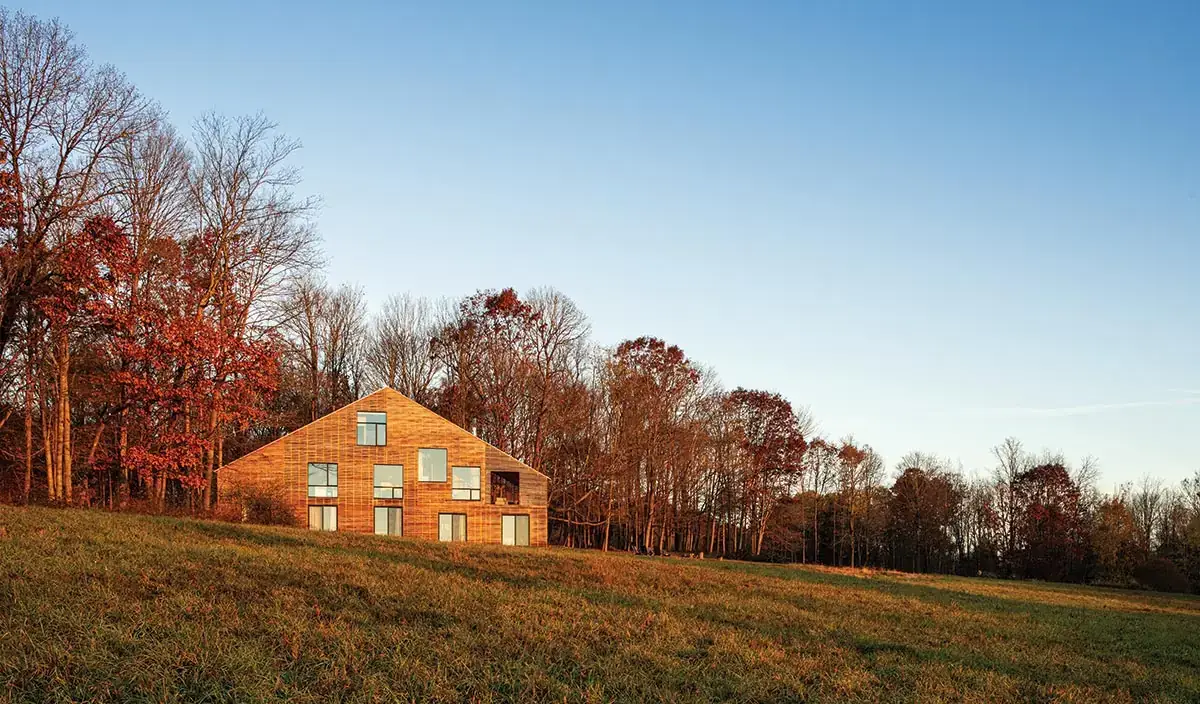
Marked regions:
[217,387,549,546]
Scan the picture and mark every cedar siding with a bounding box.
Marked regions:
[216,388,549,546]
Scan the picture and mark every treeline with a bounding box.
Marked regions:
[0,9,1197,595]
[253,283,1200,593]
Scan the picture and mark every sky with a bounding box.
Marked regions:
[24,0,1200,488]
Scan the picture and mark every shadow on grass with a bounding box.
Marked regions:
[175,518,563,594]
[683,559,1200,699]
[170,518,310,548]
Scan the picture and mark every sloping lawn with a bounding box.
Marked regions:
[1,505,1197,703]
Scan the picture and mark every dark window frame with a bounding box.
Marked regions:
[307,462,338,497]
[309,505,337,531]
[374,506,403,536]
[438,512,467,542]
[357,411,387,446]
[451,466,481,501]
[373,464,404,499]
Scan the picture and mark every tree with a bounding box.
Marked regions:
[1130,475,1165,554]
[187,113,317,508]
[108,117,191,505]
[434,288,541,455]
[726,388,807,556]
[1011,462,1088,581]
[320,284,367,410]
[37,216,130,503]
[0,9,149,364]
[363,292,441,406]
[1092,494,1143,582]
[991,437,1030,575]
[888,455,961,573]
[605,336,703,553]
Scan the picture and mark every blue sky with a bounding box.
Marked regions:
[26,1,1199,487]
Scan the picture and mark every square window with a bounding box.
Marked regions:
[502,515,530,546]
[373,464,403,499]
[356,411,387,446]
[374,507,403,536]
[438,513,467,542]
[451,466,481,501]
[418,448,447,482]
[309,505,337,531]
[307,462,337,497]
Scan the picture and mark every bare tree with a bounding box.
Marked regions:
[1130,475,1165,552]
[991,437,1030,573]
[525,288,590,469]
[282,275,327,421]
[321,284,368,409]
[188,112,319,508]
[363,292,442,405]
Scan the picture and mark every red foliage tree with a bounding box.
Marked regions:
[726,388,808,555]
[1012,463,1089,581]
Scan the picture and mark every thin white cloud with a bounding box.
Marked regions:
[976,396,1200,418]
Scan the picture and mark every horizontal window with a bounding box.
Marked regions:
[308,462,337,498]
[419,448,447,482]
[452,466,481,501]
[309,505,337,532]
[438,513,466,542]
[374,507,402,536]
[374,464,403,499]
[357,411,387,446]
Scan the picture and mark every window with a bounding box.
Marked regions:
[357,411,387,446]
[451,466,481,500]
[502,515,530,546]
[309,506,337,531]
[438,513,467,542]
[373,464,404,499]
[374,507,403,536]
[307,462,338,497]
[418,448,447,482]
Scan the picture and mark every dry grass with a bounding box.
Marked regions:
[1,505,1198,703]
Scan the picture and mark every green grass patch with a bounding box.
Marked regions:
[1,506,1197,702]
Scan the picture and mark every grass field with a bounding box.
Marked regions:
[1,506,1198,703]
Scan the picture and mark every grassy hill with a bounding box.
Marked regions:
[1,507,1197,703]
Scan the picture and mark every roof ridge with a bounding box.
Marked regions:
[219,387,393,471]
[222,386,551,482]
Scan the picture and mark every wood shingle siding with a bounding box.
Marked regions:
[216,388,549,546]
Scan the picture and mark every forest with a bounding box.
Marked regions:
[0,8,1197,595]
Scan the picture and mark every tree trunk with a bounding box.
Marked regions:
[202,396,218,510]
[42,397,56,501]
[57,333,72,503]
[215,434,224,505]
[602,495,613,552]
[23,367,32,504]
[85,420,105,506]
[117,407,129,505]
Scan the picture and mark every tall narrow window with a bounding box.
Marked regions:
[438,513,467,542]
[357,412,387,446]
[374,507,403,536]
[374,464,404,499]
[307,463,338,497]
[502,515,530,546]
[451,466,481,500]
[309,506,337,531]
[418,448,447,482]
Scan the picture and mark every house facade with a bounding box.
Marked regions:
[217,387,549,547]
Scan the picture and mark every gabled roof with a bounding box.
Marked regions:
[221,387,549,480]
